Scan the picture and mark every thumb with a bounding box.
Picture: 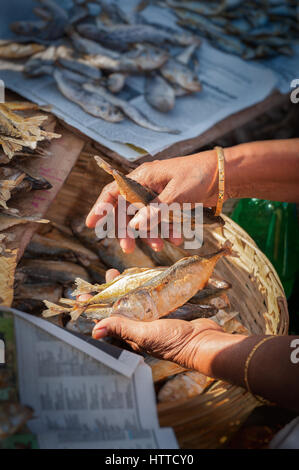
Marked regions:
[92,315,148,343]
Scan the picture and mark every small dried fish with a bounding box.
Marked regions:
[84,83,180,134]
[53,69,124,122]
[73,266,165,301]
[11,0,68,41]
[158,370,213,403]
[164,302,217,320]
[57,57,102,80]
[69,31,121,59]
[145,74,175,113]
[160,57,201,92]
[0,42,45,59]
[107,73,127,93]
[0,102,60,158]
[77,23,196,50]
[25,232,99,265]
[0,214,48,232]
[189,277,231,303]
[43,243,232,321]
[97,237,156,271]
[17,259,90,285]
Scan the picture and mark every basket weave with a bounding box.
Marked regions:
[44,148,289,449]
[157,215,289,449]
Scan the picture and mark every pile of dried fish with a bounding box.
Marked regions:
[0,0,204,132]
[0,101,61,307]
[160,0,298,59]
[0,101,60,160]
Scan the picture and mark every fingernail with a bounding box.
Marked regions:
[92,327,107,339]
[151,243,162,252]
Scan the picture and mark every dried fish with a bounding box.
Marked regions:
[43,243,232,321]
[53,69,124,122]
[84,83,180,134]
[164,302,217,320]
[69,30,121,59]
[0,214,48,232]
[0,102,60,158]
[25,232,99,266]
[77,23,196,50]
[189,277,231,303]
[73,266,165,301]
[17,259,90,285]
[160,57,201,92]
[107,73,127,93]
[97,237,156,271]
[145,74,175,113]
[11,0,69,41]
[57,57,102,80]
[0,42,45,59]
[158,370,213,403]
[84,44,169,73]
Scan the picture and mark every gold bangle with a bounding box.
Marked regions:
[244,336,277,404]
[214,146,225,216]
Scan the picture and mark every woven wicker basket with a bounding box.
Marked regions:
[157,215,289,449]
[44,147,289,449]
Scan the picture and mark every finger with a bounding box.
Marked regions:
[129,182,176,232]
[115,203,136,254]
[105,268,120,283]
[92,315,149,342]
[77,294,92,302]
[167,223,184,246]
[143,236,164,252]
[86,181,119,228]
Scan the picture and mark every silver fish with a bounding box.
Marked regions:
[145,74,175,113]
[77,23,196,50]
[53,69,124,122]
[11,0,68,41]
[69,30,121,59]
[84,83,180,134]
[161,58,201,92]
[57,57,102,80]
[107,73,127,93]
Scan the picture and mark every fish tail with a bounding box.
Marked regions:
[72,278,97,296]
[94,155,116,176]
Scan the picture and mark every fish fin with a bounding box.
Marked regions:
[70,306,86,322]
[42,300,70,317]
[72,278,98,296]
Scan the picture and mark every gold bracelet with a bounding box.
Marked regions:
[244,336,277,404]
[214,146,225,216]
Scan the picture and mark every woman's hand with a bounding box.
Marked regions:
[86,150,219,253]
[78,269,223,371]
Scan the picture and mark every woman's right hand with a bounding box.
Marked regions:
[86,149,221,253]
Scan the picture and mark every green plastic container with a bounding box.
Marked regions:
[231,199,299,299]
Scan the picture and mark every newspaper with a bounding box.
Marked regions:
[6,308,178,449]
[0,0,284,161]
